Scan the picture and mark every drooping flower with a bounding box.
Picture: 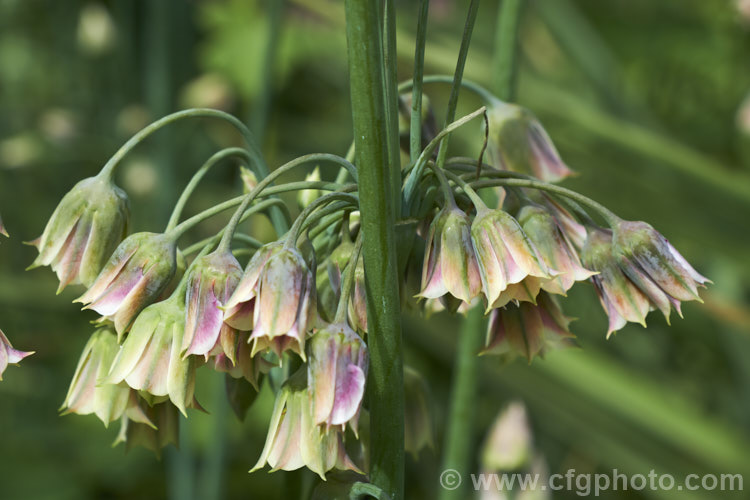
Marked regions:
[249,245,317,359]
[581,227,655,336]
[181,250,243,360]
[222,242,282,331]
[0,329,33,380]
[240,166,258,193]
[114,400,179,457]
[418,206,481,304]
[308,322,368,433]
[483,292,575,362]
[613,220,710,310]
[471,208,551,310]
[251,370,361,479]
[481,402,533,472]
[486,97,575,182]
[517,205,595,295]
[0,211,7,237]
[348,262,368,333]
[105,294,199,416]
[404,366,434,458]
[76,232,177,336]
[325,239,368,333]
[60,327,152,427]
[28,174,130,291]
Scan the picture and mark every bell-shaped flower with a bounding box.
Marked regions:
[223,242,282,331]
[517,205,595,295]
[76,232,177,336]
[114,400,179,457]
[418,207,482,304]
[105,295,198,416]
[181,250,243,360]
[486,97,575,182]
[483,292,575,362]
[0,329,33,380]
[308,322,368,433]
[404,366,434,458]
[613,220,709,309]
[471,208,551,310]
[0,211,7,237]
[249,245,317,360]
[60,327,152,427]
[251,370,361,480]
[28,174,129,291]
[481,402,533,472]
[581,228,655,336]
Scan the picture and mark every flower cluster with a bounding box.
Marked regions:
[17,77,707,482]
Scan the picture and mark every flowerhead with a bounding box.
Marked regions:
[471,208,551,310]
[76,232,177,336]
[486,98,575,182]
[60,327,152,427]
[182,249,243,360]
[308,322,368,433]
[29,174,129,291]
[251,370,361,480]
[483,292,575,362]
[418,206,481,304]
[105,295,198,416]
[0,329,33,381]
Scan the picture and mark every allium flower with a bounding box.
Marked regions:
[0,329,33,380]
[471,208,551,310]
[29,174,129,291]
[60,328,152,427]
[223,242,282,331]
[76,232,177,336]
[481,402,532,472]
[581,228,657,335]
[114,400,178,457]
[483,292,575,361]
[251,370,361,479]
[308,322,368,433]
[105,295,198,416]
[181,250,243,360]
[404,366,434,458]
[249,246,317,359]
[0,212,7,237]
[486,97,575,182]
[613,220,709,309]
[418,207,481,304]
[517,205,595,295]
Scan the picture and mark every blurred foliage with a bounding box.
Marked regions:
[1,0,749,499]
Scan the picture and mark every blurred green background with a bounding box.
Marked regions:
[1,0,749,499]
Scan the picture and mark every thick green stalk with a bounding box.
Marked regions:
[345,0,404,498]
